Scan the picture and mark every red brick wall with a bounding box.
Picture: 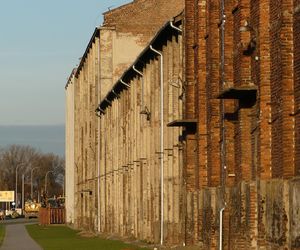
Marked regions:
[186,0,297,189]
[258,0,272,180]
[270,0,295,178]
[207,0,221,187]
[249,0,259,181]
[184,0,197,195]
[184,0,298,248]
[196,0,209,188]
[223,0,235,187]
[103,0,184,42]
[281,0,295,178]
[295,0,300,175]
[270,0,284,178]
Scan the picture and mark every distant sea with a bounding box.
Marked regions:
[0,125,65,157]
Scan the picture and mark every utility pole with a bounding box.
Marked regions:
[22,174,25,212]
[30,167,39,200]
[15,163,25,208]
[45,171,54,195]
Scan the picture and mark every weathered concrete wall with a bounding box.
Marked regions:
[69,0,184,234]
[184,179,300,249]
[74,36,99,231]
[98,22,184,245]
[65,70,76,225]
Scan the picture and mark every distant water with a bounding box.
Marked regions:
[0,125,65,156]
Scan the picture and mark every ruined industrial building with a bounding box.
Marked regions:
[65,0,300,249]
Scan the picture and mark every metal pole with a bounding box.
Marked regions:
[31,170,33,200]
[62,174,65,197]
[30,167,38,200]
[45,171,53,195]
[45,172,47,194]
[22,174,25,212]
[15,167,18,208]
[219,207,225,250]
[15,163,24,208]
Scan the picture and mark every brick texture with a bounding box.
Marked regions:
[184,0,299,248]
[295,0,300,175]
[103,0,184,43]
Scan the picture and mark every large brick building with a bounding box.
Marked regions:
[182,0,300,249]
[65,0,300,248]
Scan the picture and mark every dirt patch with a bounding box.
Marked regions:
[159,247,201,250]
[77,231,97,238]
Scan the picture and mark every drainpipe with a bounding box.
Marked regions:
[219,207,225,250]
[132,65,144,107]
[220,0,226,249]
[97,30,101,232]
[150,45,164,246]
[220,0,226,188]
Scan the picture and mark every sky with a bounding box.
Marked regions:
[0,0,130,126]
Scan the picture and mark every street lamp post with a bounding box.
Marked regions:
[45,171,54,195]
[62,174,65,197]
[22,174,25,211]
[15,163,25,208]
[30,167,39,200]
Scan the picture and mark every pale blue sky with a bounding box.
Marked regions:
[0,0,130,125]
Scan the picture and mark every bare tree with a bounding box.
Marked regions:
[0,144,65,200]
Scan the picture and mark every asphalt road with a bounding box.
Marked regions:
[0,218,38,225]
[0,219,41,250]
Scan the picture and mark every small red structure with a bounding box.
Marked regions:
[39,207,65,225]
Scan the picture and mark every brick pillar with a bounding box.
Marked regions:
[259,0,272,180]
[270,0,283,178]
[249,0,260,182]
[184,0,198,245]
[233,2,242,182]
[223,0,236,187]
[184,0,197,192]
[270,0,295,178]
[295,0,300,175]
[239,0,253,182]
[185,0,196,120]
[207,0,221,187]
[281,0,295,178]
[196,0,209,188]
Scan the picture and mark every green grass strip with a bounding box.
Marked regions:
[26,224,150,250]
[0,224,5,247]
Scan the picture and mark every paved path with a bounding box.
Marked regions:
[1,222,42,250]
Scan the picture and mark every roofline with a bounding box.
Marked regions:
[102,1,134,16]
[65,68,77,89]
[75,27,100,78]
[97,17,183,112]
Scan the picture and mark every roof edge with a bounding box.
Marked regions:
[75,28,100,78]
[65,68,77,89]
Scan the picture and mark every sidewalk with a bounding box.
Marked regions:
[0,223,41,250]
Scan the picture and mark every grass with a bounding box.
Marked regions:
[26,224,150,250]
[0,224,5,247]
